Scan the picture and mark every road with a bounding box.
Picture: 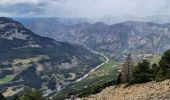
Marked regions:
[74,50,109,83]
[43,50,109,97]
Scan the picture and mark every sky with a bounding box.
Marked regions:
[0,0,170,19]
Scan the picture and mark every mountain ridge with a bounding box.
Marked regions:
[17,19,170,60]
[0,17,103,97]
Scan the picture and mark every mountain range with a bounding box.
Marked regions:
[0,17,103,96]
[16,18,170,60]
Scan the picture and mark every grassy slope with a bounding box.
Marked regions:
[0,75,15,84]
[147,55,161,64]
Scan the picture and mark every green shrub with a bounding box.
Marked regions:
[21,89,45,100]
[13,95,20,100]
[159,49,170,78]
[131,49,170,84]
[132,59,152,83]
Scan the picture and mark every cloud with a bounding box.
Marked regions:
[0,0,46,17]
[0,0,170,19]
[0,0,44,5]
[0,3,44,16]
[48,0,169,18]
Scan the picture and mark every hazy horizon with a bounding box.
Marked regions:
[1,0,170,24]
[0,0,169,17]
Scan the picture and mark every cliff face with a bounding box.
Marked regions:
[83,80,170,100]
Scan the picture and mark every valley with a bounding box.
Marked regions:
[0,17,169,100]
[0,17,104,98]
[74,50,109,83]
[43,50,109,97]
[1,0,170,100]
[53,59,120,100]
[16,18,170,61]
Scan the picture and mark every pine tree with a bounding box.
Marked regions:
[0,93,5,100]
[151,63,164,81]
[159,49,170,79]
[151,63,159,78]
[132,59,152,83]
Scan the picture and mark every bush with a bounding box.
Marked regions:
[149,63,164,82]
[21,89,45,100]
[132,59,152,83]
[159,49,170,79]
[13,95,20,100]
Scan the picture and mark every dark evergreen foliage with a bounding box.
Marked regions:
[13,95,20,100]
[22,89,45,100]
[159,49,170,78]
[132,59,152,83]
[132,49,170,83]
[0,93,5,100]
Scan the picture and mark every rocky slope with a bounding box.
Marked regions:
[84,80,170,100]
[0,17,103,96]
[17,19,170,60]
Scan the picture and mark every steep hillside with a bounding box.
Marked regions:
[17,19,170,60]
[0,17,103,97]
[84,79,170,100]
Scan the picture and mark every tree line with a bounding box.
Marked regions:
[131,49,170,84]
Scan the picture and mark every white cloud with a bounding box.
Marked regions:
[0,0,45,5]
[0,0,170,20]
[46,0,169,18]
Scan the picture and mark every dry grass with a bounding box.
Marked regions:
[84,80,170,100]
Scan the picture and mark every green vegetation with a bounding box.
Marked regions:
[132,60,153,83]
[0,89,46,100]
[0,93,5,100]
[21,89,46,100]
[12,95,20,100]
[66,73,76,81]
[88,60,119,79]
[148,55,161,64]
[0,75,14,84]
[0,48,104,92]
[132,49,170,84]
[54,60,120,100]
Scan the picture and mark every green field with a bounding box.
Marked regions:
[87,60,119,79]
[147,55,161,64]
[0,75,15,84]
[134,55,161,66]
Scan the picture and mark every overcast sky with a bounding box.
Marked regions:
[0,0,170,19]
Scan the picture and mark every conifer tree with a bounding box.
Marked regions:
[0,93,5,100]
[159,49,170,78]
[132,59,152,83]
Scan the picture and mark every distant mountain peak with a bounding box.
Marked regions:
[93,22,108,26]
